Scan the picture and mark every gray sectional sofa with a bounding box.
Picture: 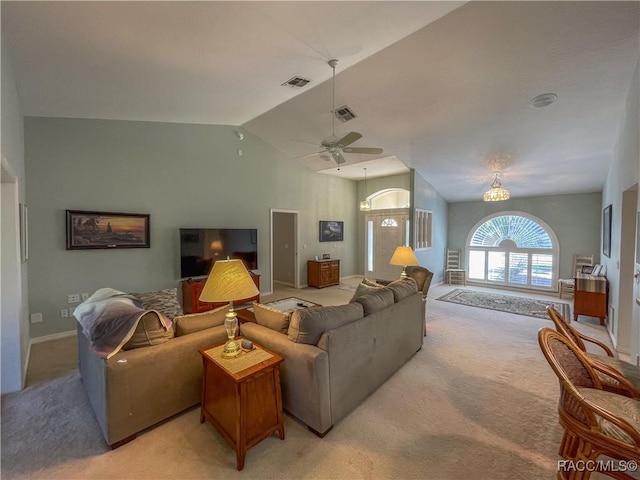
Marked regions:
[241,278,424,436]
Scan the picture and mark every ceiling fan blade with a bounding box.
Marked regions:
[336,131,362,147]
[332,150,347,165]
[342,147,383,155]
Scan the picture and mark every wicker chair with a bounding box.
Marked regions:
[538,328,640,479]
[547,306,640,395]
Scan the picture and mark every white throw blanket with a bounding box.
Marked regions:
[74,288,171,359]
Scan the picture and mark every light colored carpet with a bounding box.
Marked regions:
[437,288,572,321]
[1,283,623,480]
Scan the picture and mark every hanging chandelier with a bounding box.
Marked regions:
[359,167,371,211]
[483,172,510,202]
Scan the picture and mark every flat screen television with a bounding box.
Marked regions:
[179,228,257,278]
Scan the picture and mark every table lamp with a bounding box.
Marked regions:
[389,246,419,278]
[199,258,259,358]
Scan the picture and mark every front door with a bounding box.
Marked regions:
[365,210,409,281]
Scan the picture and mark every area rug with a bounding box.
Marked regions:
[436,288,570,321]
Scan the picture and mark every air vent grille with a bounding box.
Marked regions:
[334,105,357,122]
[281,76,311,88]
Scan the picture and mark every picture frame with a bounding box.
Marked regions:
[19,203,28,263]
[602,204,612,258]
[66,210,150,250]
[319,221,344,242]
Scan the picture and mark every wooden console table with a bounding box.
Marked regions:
[307,259,340,288]
[574,272,608,325]
[181,273,260,313]
[199,341,284,470]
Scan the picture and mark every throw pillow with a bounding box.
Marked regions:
[288,303,363,345]
[353,287,395,315]
[123,311,175,350]
[132,288,183,321]
[253,303,291,334]
[349,279,383,302]
[174,305,228,336]
[387,277,418,302]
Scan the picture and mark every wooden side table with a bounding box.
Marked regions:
[199,341,284,470]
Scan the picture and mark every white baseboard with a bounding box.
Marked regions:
[30,329,76,345]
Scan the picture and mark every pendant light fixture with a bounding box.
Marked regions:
[360,167,371,211]
[483,172,510,202]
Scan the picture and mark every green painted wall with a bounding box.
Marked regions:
[447,192,602,280]
[412,170,448,282]
[25,117,359,338]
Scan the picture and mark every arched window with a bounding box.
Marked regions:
[368,188,410,210]
[381,218,399,227]
[466,212,559,291]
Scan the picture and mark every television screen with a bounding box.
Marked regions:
[179,228,257,278]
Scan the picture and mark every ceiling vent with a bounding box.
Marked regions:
[530,93,558,108]
[334,105,358,122]
[281,76,311,88]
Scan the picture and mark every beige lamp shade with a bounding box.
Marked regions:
[199,258,258,303]
[389,246,419,267]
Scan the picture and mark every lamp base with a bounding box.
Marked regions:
[221,339,242,358]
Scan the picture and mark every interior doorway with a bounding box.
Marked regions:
[270,209,299,290]
[619,185,638,360]
[1,158,24,393]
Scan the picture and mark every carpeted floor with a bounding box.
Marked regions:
[436,288,571,321]
[0,283,623,480]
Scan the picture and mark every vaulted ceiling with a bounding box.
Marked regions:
[3,1,638,201]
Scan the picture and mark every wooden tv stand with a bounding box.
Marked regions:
[181,273,260,314]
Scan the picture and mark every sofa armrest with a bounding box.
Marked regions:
[240,322,332,434]
[78,323,227,445]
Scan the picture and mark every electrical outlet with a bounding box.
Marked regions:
[81,292,89,301]
[30,313,43,324]
[68,293,80,304]
[69,306,75,316]
[60,309,69,318]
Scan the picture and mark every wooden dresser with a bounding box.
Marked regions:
[307,259,340,288]
[574,272,608,325]
[181,273,260,314]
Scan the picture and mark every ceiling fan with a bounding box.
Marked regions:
[297,59,383,165]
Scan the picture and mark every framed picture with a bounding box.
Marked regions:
[19,203,28,263]
[581,265,594,274]
[319,221,343,242]
[602,204,612,258]
[66,210,150,250]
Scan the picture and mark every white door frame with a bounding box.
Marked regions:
[270,209,300,291]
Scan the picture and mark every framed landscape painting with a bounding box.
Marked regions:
[602,205,612,258]
[319,221,344,242]
[66,210,150,250]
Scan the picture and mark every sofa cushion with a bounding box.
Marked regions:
[353,287,395,315]
[387,277,418,302]
[123,311,175,349]
[174,305,228,336]
[288,303,364,345]
[349,279,384,302]
[253,303,291,334]
[132,288,183,321]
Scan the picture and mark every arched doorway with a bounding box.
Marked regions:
[466,212,559,291]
